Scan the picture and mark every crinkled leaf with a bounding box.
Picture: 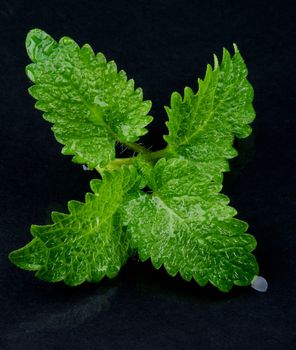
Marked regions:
[122,159,258,292]
[26,29,153,168]
[9,166,140,286]
[164,45,255,179]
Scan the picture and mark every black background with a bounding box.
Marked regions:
[0,0,295,349]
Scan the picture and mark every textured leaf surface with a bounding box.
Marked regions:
[164,46,255,179]
[9,166,140,285]
[122,159,258,292]
[26,29,153,168]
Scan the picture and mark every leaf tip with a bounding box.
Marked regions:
[8,249,29,270]
[8,240,45,271]
[8,250,17,265]
[26,28,57,62]
[222,47,231,63]
[213,53,219,70]
[233,42,239,53]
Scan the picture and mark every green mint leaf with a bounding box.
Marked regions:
[26,29,153,168]
[9,166,140,286]
[164,45,255,178]
[122,158,258,292]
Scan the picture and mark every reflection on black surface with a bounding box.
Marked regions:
[3,279,117,341]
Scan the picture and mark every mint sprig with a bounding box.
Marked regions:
[9,29,260,292]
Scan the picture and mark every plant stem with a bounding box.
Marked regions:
[95,143,171,175]
[109,157,134,169]
[95,157,132,173]
[124,142,150,154]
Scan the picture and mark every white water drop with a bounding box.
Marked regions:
[251,275,268,292]
[82,165,89,171]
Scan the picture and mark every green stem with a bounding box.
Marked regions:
[95,157,133,173]
[142,148,169,160]
[124,142,150,154]
[95,143,171,175]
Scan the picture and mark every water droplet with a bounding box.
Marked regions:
[82,165,89,171]
[251,275,268,292]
